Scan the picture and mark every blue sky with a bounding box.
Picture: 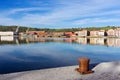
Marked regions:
[0,0,120,28]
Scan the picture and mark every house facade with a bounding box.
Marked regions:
[107,28,120,37]
[64,32,76,37]
[98,30,105,36]
[90,31,99,36]
[90,30,105,37]
[75,30,89,36]
[27,31,45,36]
[114,28,120,37]
[52,32,64,37]
[107,29,115,37]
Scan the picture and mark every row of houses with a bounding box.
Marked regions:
[107,28,120,37]
[19,28,120,38]
[74,30,106,37]
[64,30,105,37]
[65,28,120,37]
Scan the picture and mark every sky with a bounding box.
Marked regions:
[0,0,120,28]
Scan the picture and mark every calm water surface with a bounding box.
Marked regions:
[0,37,120,74]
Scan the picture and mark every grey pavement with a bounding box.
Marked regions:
[0,62,120,80]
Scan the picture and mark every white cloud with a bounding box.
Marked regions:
[0,0,120,27]
[73,18,120,25]
[1,7,50,16]
[9,7,49,14]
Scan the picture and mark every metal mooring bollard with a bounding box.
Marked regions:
[76,58,94,74]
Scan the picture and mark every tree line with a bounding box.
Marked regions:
[0,25,119,32]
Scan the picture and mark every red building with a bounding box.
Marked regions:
[64,32,76,37]
[27,31,45,35]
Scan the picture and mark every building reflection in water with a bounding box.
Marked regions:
[75,38,120,47]
[0,36,120,47]
[0,36,14,41]
[64,38,76,43]
[89,38,105,45]
[76,38,88,44]
[76,38,105,45]
[107,38,120,47]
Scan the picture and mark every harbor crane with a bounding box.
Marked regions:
[14,26,20,35]
[26,27,30,33]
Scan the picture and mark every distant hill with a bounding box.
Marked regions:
[0,25,119,32]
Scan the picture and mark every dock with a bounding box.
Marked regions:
[0,62,120,80]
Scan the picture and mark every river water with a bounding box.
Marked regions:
[0,36,120,74]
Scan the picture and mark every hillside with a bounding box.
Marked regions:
[0,25,119,32]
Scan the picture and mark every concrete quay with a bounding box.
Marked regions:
[0,62,120,80]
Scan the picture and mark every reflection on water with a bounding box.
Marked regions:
[107,38,120,47]
[0,36,120,74]
[0,36,120,47]
[76,38,120,47]
[89,38,105,45]
[0,36,14,41]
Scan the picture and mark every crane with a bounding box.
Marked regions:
[26,27,30,33]
[14,26,20,35]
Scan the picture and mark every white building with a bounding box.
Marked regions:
[75,30,88,36]
[98,30,105,36]
[115,28,120,37]
[0,32,14,36]
[90,30,105,37]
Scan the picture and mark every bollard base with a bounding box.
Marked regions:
[75,68,94,75]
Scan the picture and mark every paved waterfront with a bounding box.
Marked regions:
[0,62,120,80]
